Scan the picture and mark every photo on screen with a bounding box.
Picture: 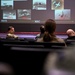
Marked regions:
[0,0,75,24]
[51,0,64,10]
[17,9,31,20]
[32,0,46,10]
[55,9,71,20]
[3,10,16,19]
[1,0,14,9]
[14,0,27,1]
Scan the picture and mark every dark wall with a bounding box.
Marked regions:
[0,23,75,33]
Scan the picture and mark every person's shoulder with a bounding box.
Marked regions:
[7,33,12,36]
[56,38,65,43]
[36,34,40,37]
[52,37,65,43]
[36,38,43,42]
[35,33,41,40]
[53,37,67,47]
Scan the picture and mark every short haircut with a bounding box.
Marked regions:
[8,26,14,31]
[40,25,45,33]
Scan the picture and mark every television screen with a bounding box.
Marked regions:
[0,0,75,24]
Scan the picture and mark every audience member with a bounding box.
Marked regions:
[43,47,75,75]
[66,29,75,39]
[35,25,45,40]
[36,19,66,44]
[0,62,15,75]
[6,26,18,39]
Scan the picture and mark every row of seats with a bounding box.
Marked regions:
[0,37,75,47]
[0,37,66,49]
[0,37,75,75]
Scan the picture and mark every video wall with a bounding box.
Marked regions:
[0,0,75,24]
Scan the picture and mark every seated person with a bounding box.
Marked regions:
[43,48,75,75]
[0,62,15,75]
[36,19,66,45]
[66,29,75,39]
[35,25,45,40]
[6,26,18,39]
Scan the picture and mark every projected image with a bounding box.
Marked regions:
[33,0,46,10]
[55,9,71,20]
[1,0,13,9]
[3,10,16,19]
[0,0,75,24]
[18,9,31,20]
[14,0,27,1]
[51,0,64,10]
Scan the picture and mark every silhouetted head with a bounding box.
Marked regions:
[40,25,45,33]
[8,26,15,34]
[0,62,15,75]
[66,29,75,37]
[43,19,56,42]
[44,19,56,34]
[44,48,75,75]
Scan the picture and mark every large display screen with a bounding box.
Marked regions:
[0,0,75,24]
